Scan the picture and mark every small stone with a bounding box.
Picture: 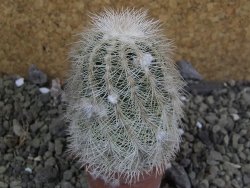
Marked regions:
[218,115,234,131]
[25,167,32,173]
[4,153,13,161]
[54,139,63,155]
[31,138,40,149]
[224,135,229,146]
[232,153,240,164]
[194,96,203,104]
[239,151,246,160]
[61,181,74,188]
[209,150,223,161]
[34,156,42,161]
[199,179,209,188]
[223,162,241,175]
[232,179,241,188]
[39,87,50,94]
[193,142,204,153]
[199,103,208,112]
[231,113,240,121]
[44,151,52,159]
[205,113,217,124]
[242,164,250,173]
[184,132,194,142]
[29,64,47,85]
[208,166,219,178]
[198,130,212,146]
[63,170,73,181]
[35,166,58,183]
[0,166,6,174]
[232,134,240,149]
[206,96,214,105]
[45,157,56,167]
[30,121,43,133]
[48,142,55,152]
[213,178,225,187]
[0,181,8,188]
[10,180,22,188]
[165,163,191,188]
[50,118,67,137]
[243,174,250,185]
[196,121,203,129]
[13,119,25,137]
[241,88,250,106]
[189,171,196,180]
[180,159,191,168]
[15,78,24,87]
[176,60,203,81]
[212,125,220,133]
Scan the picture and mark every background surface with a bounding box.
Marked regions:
[1,0,250,80]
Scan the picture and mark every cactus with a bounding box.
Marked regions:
[65,9,185,186]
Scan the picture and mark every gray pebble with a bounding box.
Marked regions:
[0,181,8,188]
[176,60,203,81]
[238,151,246,160]
[212,178,225,187]
[55,139,63,155]
[184,132,194,142]
[199,103,208,112]
[194,95,203,104]
[12,119,25,137]
[243,174,250,185]
[218,115,234,130]
[4,153,13,161]
[212,125,221,133]
[224,135,229,146]
[48,142,55,152]
[242,164,250,173]
[198,179,209,188]
[30,121,43,133]
[165,163,191,188]
[206,96,214,105]
[35,166,58,183]
[31,138,40,149]
[61,181,74,188]
[232,134,240,149]
[29,64,47,85]
[198,130,212,146]
[205,113,217,124]
[63,170,73,181]
[0,166,6,174]
[241,88,250,106]
[232,179,241,188]
[208,166,219,178]
[10,180,22,188]
[180,159,191,168]
[193,142,204,153]
[45,157,56,167]
[209,150,223,161]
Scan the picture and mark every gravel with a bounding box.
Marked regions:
[0,75,250,188]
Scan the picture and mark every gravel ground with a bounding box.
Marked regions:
[0,75,250,188]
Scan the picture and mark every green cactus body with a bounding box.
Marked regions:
[66,9,185,186]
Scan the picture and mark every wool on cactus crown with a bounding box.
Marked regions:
[65,9,185,186]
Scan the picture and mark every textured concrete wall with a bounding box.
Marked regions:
[1,0,250,80]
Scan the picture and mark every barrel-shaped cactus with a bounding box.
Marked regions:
[65,9,185,186]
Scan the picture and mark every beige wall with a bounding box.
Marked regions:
[1,0,250,80]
